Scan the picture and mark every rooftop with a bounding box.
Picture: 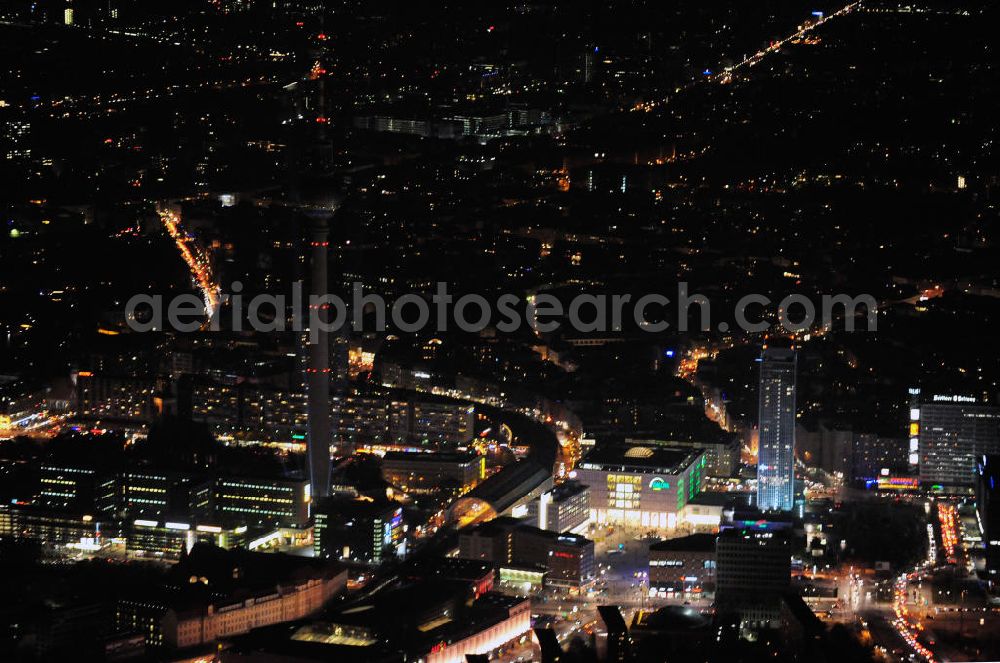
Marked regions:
[578,444,703,474]
[465,516,522,536]
[649,533,716,554]
[517,525,592,548]
[549,480,588,502]
[168,543,343,595]
[464,519,592,548]
[688,491,746,507]
[404,556,495,583]
[632,605,711,631]
[382,450,479,464]
[314,497,402,520]
[460,458,551,514]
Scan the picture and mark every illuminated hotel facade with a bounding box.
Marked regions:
[757,347,796,512]
[574,445,706,529]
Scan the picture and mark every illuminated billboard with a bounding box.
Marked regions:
[876,476,919,491]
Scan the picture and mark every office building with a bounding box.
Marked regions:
[976,455,1000,585]
[628,606,712,658]
[36,463,305,530]
[458,518,596,589]
[381,450,485,496]
[127,519,248,558]
[2,113,30,162]
[0,504,112,551]
[214,476,310,527]
[648,533,716,597]
[715,524,791,626]
[38,463,101,511]
[756,347,797,512]
[574,444,706,529]
[313,498,403,564]
[404,557,497,599]
[458,516,521,563]
[525,480,590,533]
[514,529,595,589]
[123,471,214,522]
[912,389,1000,489]
[852,433,908,482]
[76,373,158,425]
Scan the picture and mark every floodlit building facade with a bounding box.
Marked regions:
[912,389,1000,490]
[574,444,706,529]
[757,348,796,512]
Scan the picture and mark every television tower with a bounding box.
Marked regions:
[305,208,334,499]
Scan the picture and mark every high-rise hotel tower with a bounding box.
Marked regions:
[757,347,796,511]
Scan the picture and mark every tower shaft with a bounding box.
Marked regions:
[306,213,332,499]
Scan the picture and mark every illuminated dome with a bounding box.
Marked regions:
[624,446,655,459]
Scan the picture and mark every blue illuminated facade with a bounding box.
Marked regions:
[756,348,796,512]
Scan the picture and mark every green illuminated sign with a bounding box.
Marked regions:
[649,477,671,491]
